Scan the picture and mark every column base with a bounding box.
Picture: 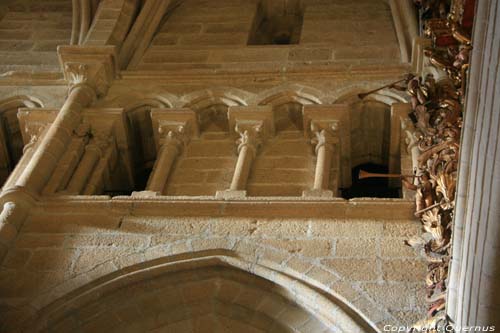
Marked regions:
[302,189,334,198]
[131,190,161,197]
[215,190,247,199]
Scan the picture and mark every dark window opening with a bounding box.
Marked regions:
[132,166,153,192]
[248,1,304,45]
[125,106,157,193]
[341,163,400,199]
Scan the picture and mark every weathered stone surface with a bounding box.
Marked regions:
[0,0,427,331]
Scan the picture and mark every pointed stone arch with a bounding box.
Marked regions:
[0,95,44,186]
[27,252,377,333]
[115,95,173,191]
[253,84,323,133]
[78,0,141,47]
[181,88,251,110]
[333,87,410,197]
[255,84,324,107]
[181,88,251,133]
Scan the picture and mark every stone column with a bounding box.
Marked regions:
[83,138,117,195]
[303,121,339,198]
[447,0,500,328]
[7,46,117,195]
[312,128,337,191]
[43,123,90,194]
[14,78,96,193]
[0,46,116,264]
[134,109,198,196]
[388,103,412,188]
[216,106,274,199]
[146,127,185,193]
[66,141,103,194]
[229,124,262,192]
[302,105,351,193]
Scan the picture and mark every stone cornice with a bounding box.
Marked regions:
[34,196,416,220]
[0,72,66,86]
[119,63,411,82]
[0,63,410,87]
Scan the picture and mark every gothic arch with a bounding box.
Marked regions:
[73,0,141,47]
[181,88,251,133]
[118,96,173,190]
[333,87,407,106]
[27,252,376,333]
[181,88,251,110]
[0,96,44,186]
[0,95,44,110]
[253,85,323,133]
[109,92,176,109]
[255,84,324,107]
[333,89,406,170]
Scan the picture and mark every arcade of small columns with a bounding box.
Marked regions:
[141,105,347,199]
[13,96,416,200]
[20,98,348,198]
[3,50,416,202]
[10,104,417,203]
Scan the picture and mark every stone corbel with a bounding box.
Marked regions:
[137,109,198,196]
[302,105,351,198]
[216,106,274,199]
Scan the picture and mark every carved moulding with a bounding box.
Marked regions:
[401,2,474,330]
[414,0,475,100]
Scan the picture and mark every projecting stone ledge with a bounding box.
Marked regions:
[302,189,334,198]
[215,190,247,199]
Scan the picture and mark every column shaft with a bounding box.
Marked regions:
[14,84,95,193]
[313,143,333,191]
[83,146,114,195]
[230,145,254,191]
[66,145,100,194]
[146,143,180,193]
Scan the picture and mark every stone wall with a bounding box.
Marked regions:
[0,0,72,73]
[135,0,400,71]
[0,200,426,332]
[0,0,430,331]
[166,133,237,196]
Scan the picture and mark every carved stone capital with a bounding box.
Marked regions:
[151,109,198,152]
[58,46,118,98]
[158,123,189,151]
[228,106,274,139]
[310,120,339,154]
[235,121,264,155]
